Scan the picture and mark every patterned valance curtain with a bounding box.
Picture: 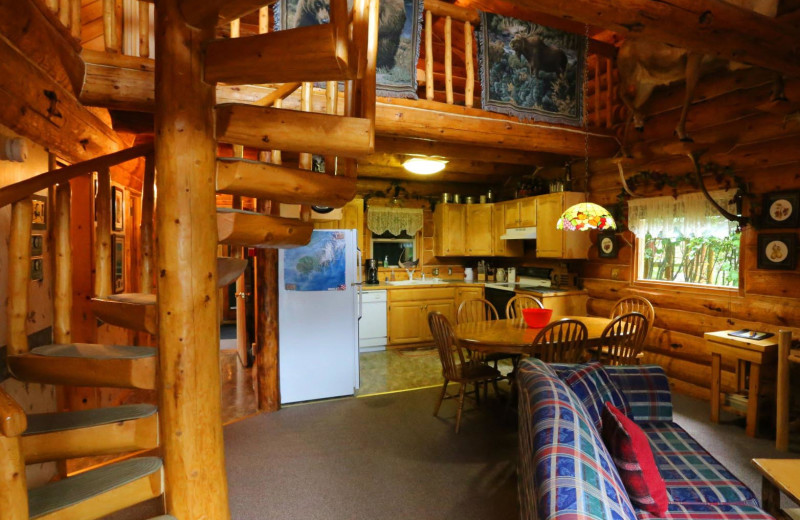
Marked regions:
[366,207,424,236]
[627,190,738,239]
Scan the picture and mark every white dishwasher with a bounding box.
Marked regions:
[359,290,387,352]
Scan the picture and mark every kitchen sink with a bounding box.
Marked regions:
[386,278,446,285]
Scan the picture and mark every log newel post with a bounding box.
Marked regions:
[155,1,230,517]
[140,153,155,294]
[94,167,112,298]
[54,182,72,344]
[8,200,32,355]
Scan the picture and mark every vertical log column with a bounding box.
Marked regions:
[140,153,155,293]
[54,183,72,344]
[94,167,112,298]
[7,200,32,355]
[464,21,474,108]
[444,16,453,105]
[155,1,230,518]
[425,10,433,101]
[139,2,150,58]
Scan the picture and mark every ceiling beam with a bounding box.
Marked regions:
[374,136,564,166]
[362,153,532,176]
[179,0,271,29]
[0,34,125,164]
[461,0,800,75]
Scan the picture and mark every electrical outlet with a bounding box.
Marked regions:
[611,268,620,280]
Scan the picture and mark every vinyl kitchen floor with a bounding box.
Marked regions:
[357,348,444,396]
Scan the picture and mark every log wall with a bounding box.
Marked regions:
[580,68,800,401]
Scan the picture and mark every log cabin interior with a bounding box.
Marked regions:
[1,0,800,518]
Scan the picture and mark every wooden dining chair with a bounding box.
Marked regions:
[610,296,655,324]
[528,319,588,363]
[457,298,499,324]
[428,312,501,433]
[598,312,649,365]
[505,294,544,319]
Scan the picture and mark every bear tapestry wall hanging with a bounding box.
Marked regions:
[276,0,423,98]
[478,13,585,125]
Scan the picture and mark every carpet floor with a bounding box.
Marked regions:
[223,387,799,520]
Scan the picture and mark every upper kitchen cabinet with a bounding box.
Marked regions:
[434,203,466,256]
[492,204,523,257]
[503,197,536,228]
[465,204,493,256]
[535,192,590,259]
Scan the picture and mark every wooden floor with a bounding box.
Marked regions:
[220,349,258,424]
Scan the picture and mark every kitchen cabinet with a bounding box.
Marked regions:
[434,204,466,256]
[492,204,523,257]
[435,203,522,258]
[504,197,536,228]
[465,204,493,256]
[455,286,484,314]
[535,192,590,259]
[387,287,456,346]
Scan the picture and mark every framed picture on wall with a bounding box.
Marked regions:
[30,257,44,281]
[597,232,618,259]
[30,235,44,256]
[31,195,47,230]
[757,233,797,270]
[112,186,124,231]
[762,191,799,228]
[112,235,125,293]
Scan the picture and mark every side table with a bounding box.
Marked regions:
[705,330,778,437]
[751,458,800,519]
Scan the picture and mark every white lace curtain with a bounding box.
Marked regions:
[627,190,738,239]
[366,207,424,236]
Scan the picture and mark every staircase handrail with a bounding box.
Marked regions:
[0,142,154,209]
[0,387,26,438]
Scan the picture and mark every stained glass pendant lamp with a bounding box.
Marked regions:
[557,202,616,231]
[556,24,617,233]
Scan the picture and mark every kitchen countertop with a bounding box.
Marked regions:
[362,280,587,297]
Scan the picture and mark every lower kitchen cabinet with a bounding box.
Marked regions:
[455,286,484,315]
[387,287,456,346]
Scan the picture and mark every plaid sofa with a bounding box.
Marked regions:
[517,359,773,520]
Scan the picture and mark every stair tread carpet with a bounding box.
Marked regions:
[24,404,157,436]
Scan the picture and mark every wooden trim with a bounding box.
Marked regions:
[426,0,480,24]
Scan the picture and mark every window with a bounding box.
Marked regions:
[629,190,740,288]
[371,231,416,267]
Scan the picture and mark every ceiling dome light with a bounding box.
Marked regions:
[557,202,617,231]
[403,157,447,175]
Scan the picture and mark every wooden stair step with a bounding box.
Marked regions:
[28,457,163,520]
[216,157,357,208]
[90,257,246,333]
[8,344,157,390]
[22,404,158,464]
[217,208,314,249]
[91,293,157,335]
[216,104,373,159]
[204,23,351,85]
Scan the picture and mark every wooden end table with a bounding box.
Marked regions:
[751,458,800,519]
[705,330,778,437]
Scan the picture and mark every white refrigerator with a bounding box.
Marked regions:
[279,229,361,404]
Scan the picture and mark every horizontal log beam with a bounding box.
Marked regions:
[467,0,800,75]
[357,165,500,184]
[425,0,481,24]
[179,0,271,28]
[216,158,357,207]
[216,104,373,157]
[0,0,84,94]
[374,136,563,165]
[361,153,531,176]
[204,25,351,85]
[375,99,619,157]
[0,143,154,209]
[217,210,314,248]
[0,35,125,165]
[356,178,492,197]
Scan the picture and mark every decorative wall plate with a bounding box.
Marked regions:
[597,231,619,259]
[762,191,799,228]
[757,233,797,270]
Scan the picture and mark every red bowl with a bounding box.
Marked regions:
[521,308,553,328]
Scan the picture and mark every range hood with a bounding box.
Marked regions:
[501,227,537,240]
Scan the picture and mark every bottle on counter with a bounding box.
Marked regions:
[384,255,389,267]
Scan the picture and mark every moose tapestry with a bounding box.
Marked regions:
[276,0,423,98]
[478,12,585,125]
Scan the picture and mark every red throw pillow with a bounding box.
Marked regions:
[601,402,669,515]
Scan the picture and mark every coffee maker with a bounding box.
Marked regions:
[365,259,380,284]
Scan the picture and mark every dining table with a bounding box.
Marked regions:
[454,315,615,357]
